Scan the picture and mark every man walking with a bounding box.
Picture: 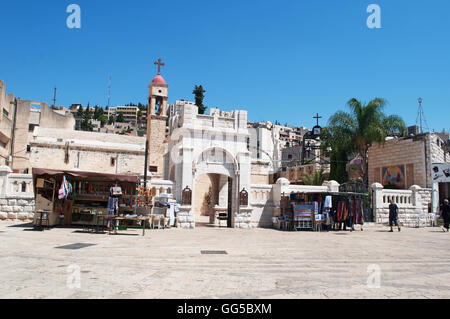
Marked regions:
[389,199,401,232]
[440,199,450,232]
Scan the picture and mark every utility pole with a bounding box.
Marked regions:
[416,97,430,134]
[52,87,57,107]
[107,75,112,109]
[143,140,149,187]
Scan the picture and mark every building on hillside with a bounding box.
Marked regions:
[107,106,142,124]
[273,124,308,147]
[0,80,75,173]
[0,80,15,167]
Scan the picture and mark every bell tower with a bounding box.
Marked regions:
[148,58,168,116]
[146,58,169,179]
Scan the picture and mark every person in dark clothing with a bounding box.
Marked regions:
[389,199,401,232]
[440,199,450,232]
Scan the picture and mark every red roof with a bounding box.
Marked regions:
[151,74,166,85]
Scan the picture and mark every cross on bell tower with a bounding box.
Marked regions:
[313,113,322,126]
[154,58,165,75]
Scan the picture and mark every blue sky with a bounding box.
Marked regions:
[0,0,449,131]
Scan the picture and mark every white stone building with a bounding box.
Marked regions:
[30,127,146,176]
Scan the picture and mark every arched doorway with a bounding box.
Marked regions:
[193,147,237,228]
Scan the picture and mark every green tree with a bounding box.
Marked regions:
[93,105,104,120]
[80,104,93,131]
[193,85,207,114]
[328,149,349,183]
[325,98,405,185]
[116,113,125,123]
[76,105,83,117]
[98,114,108,127]
[299,170,327,186]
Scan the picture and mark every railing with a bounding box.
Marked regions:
[287,184,328,194]
[371,183,433,227]
[250,184,273,205]
[145,179,175,196]
[380,189,413,207]
[5,173,34,199]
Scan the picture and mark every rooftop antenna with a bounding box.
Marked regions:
[107,75,112,109]
[52,87,57,107]
[416,97,430,134]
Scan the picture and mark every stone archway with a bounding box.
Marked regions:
[192,147,238,228]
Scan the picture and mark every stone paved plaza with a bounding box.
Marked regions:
[0,222,449,299]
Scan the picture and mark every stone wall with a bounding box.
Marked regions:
[0,166,35,221]
[30,127,146,175]
[176,206,195,229]
[234,208,254,229]
[250,160,271,184]
[371,183,434,227]
[0,198,35,221]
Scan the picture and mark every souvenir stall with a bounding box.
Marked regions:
[135,186,180,229]
[32,168,139,229]
[279,191,366,232]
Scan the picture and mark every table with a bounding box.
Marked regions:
[34,210,51,231]
[113,216,150,236]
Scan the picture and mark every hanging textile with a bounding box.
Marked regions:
[313,201,319,214]
[58,176,70,200]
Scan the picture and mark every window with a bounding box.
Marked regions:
[110,157,116,166]
[0,140,6,149]
[26,145,31,153]
[29,124,38,132]
[3,109,9,117]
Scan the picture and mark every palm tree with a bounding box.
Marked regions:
[300,170,327,186]
[326,98,405,185]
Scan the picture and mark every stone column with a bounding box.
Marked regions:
[217,175,228,207]
[409,185,422,208]
[371,183,384,223]
[0,166,12,198]
[326,180,340,193]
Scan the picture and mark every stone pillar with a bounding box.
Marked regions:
[326,180,340,193]
[178,147,194,229]
[0,166,12,198]
[409,185,422,208]
[431,182,439,214]
[371,182,384,223]
[217,175,228,207]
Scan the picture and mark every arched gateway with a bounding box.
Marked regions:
[168,102,252,228]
